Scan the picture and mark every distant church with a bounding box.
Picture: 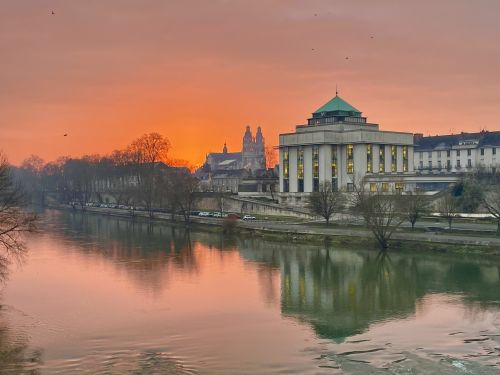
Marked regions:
[204,126,266,172]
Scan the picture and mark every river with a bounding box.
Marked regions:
[0,209,499,374]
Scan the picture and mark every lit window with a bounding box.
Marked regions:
[391,145,397,172]
[379,145,385,173]
[367,144,373,173]
[347,144,354,174]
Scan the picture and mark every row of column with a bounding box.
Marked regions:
[280,144,413,193]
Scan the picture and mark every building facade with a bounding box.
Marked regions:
[279,95,414,198]
[413,131,500,174]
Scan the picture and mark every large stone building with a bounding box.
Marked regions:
[196,126,269,193]
[203,126,266,172]
[279,95,414,197]
[413,131,500,174]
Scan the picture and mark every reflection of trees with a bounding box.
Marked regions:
[45,210,201,294]
[237,238,500,343]
[0,314,42,373]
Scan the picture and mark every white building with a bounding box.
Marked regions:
[279,95,415,201]
[413,131,500,174]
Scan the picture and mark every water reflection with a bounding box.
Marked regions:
[238,238,500,342]
[50,209,500,342]
[0,308,42,374]
[5,209,499,373]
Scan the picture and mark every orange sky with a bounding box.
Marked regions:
[1,0,500,166]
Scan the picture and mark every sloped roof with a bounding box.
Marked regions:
[415,131,500,150]
[208,152,242,164]
[313,95,361,114]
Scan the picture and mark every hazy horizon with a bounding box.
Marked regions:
[2,0,500,166]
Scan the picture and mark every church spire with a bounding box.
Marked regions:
[223,142,228,153]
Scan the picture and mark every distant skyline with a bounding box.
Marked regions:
[2,0,500,165]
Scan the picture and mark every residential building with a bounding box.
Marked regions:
[414,131,500,174]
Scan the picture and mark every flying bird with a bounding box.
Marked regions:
[345,56,349,60]
[63,134,67,137]
[51,11,55,15]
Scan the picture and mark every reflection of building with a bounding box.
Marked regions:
[414,131,500,174]
[279,95,414,197]
[237,238,500,343]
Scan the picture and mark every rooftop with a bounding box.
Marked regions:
[414,131,500,150]
[313,95,361,115]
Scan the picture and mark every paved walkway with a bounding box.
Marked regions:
[69,206,500,248]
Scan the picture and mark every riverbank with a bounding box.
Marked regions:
[58,205,500,256]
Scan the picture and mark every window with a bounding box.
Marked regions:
[457,150,460,157]
[347,183,354,192]
[312,145,319,192]
[297,147,304,192]
[457,159,461,168]
[382,182,389,192]
[447,150,451,157]
[403,146,408,172]
[438,160,442,170]
[283,148,289,192]
[395,182,405,192]
[379,145,386,172]
[494,148,497,155]
[428,161,432,170]
[467,149,471,156]
[370,183,377,192]
[347,144,354,174]
[419,160,423,170]
[331,146,338,190]
[367,144,373,173]
[391,145,397,172]
[481,148,484,156]
[447,160,451,170]
[467,159,472,168]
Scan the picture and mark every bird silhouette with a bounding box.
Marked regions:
[51,11,55,15]
[345,56,349,60]
[63,134,67,137]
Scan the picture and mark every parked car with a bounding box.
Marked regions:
[242,215,257,221]
[198,211,210,217]
[212,212,222,218]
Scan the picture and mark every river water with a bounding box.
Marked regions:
[0,209,499,374]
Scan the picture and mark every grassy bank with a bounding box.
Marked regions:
[57,205,500,257]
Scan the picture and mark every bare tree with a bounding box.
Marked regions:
[0,154,37,280]
[307,181,344,225]
[402,190,429,230]
[352,181,405,249]
[169,171,199,223]
[437,192,459,230]
[265,145,277,169]
[483,188,500,235]
[214,185,228,217]
[128,133,171,216]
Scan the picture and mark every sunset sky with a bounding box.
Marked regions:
[2,0,500,166]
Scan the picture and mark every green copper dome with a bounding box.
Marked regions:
[313,95,361,115]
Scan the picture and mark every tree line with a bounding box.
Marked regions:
[15,132,200,222]
[308,171,500,249]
